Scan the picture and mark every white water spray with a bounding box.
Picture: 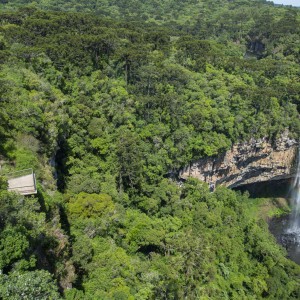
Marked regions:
[287,150,300,240]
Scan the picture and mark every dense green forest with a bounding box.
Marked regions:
[0,0,300,299]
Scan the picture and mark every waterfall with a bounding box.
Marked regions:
[268,149,300,264]
[287,149,300,240]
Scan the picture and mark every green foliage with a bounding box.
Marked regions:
[0,270,61,300]
[62,181,300,299]
[0,176,8,190]
[67,192,114,219]
[0,1,299,299]
[0,190,65,294]
[0,226,29,270]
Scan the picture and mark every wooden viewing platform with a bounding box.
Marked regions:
[6,168,37,195]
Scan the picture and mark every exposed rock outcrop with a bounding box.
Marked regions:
[180,131,298,188]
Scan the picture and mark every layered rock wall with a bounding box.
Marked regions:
[180,131,298,188]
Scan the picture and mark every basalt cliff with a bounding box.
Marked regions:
[180,131,298,188]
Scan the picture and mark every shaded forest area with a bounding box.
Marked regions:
[0,0,300,299]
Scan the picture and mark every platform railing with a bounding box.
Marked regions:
[4,168,34,179]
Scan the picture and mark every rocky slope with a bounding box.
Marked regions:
[180,131,298,188]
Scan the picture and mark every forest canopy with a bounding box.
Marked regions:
[0,0,300,299]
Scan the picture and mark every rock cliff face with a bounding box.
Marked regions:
[180,131,298,188]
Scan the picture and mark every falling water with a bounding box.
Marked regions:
[287,149,300,243]
[268,150,300,264]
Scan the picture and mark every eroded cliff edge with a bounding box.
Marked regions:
[180,131,298,188]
